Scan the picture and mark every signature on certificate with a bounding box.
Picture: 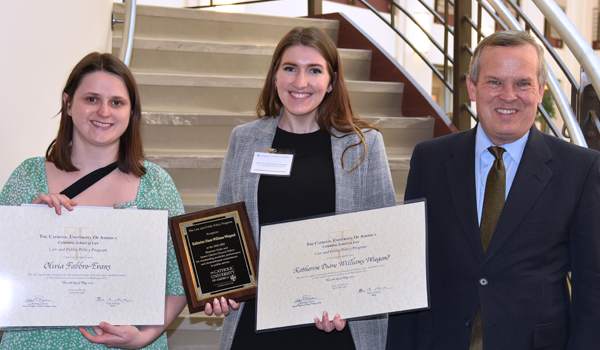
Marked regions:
[96,297,133,307]
[22,295,57,308]
[292,295,322,308]
[358,286,392,297]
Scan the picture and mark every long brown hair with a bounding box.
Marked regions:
[257,27,377,171]
[46,52,146,177]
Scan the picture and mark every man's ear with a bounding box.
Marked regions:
[537,82,546,106]
[466,76,477,102]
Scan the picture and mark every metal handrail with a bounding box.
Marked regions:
[477,1,508,36]
[422,0,454,35]
[117,0,136,67]
[487,0,587,147]
[392,2,449,62]
[186,0,278,9]
[357,0,450,91]
[534,0,600,110]
[502,1,579,94]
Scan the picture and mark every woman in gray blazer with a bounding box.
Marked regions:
[206,27,396,350]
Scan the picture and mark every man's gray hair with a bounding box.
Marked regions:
[468,30,548,85]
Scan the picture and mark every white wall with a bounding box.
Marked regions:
[0,1,113,188]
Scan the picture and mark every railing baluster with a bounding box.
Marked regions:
[357,0,452,91]
[390,1,451,64]
[452,0,472,130]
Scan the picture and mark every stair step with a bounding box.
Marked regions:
[179,193,218,213]
[371,117,434,154]
[150,152,410,170]
[147,151,225,169]
[154,153,410,209]
[142,123,237,153]
[163,167,221,210]
[135,73,403,116]
[113,3,338,45]
[142,113,429,155]
[142,111,255,126]
[113,37,371,80]
[143,112,428,126]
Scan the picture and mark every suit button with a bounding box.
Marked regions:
[465,319,472,327]
[479,278,488,286]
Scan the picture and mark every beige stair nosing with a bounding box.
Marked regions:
[135,73,403,93]
[387,157,412,171]
[114,36,277,55]
[142,112,432,129]
[365,116,434,129]
[113,3,339,29]
[147,153,225,169]
[136,73,264,88]
[182,202,217,211]
[142,111,256,126]
[179,192,217,199]
[183,204,217,213]
[147,150,226,156]
[148,153,411,170]
[113,36,372,60]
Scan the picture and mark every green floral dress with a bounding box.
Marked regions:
[0,157,185,350]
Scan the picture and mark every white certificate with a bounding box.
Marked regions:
[256,200,428,331]
[0,206,169,328]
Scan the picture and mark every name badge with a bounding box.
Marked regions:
[250,151,294,176]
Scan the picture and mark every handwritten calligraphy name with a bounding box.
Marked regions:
[293,254,391,273]
[43,261,111,271]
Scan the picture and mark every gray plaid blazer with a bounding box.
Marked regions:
[216,114,396,350]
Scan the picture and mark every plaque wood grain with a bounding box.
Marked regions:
[169,202,258,313]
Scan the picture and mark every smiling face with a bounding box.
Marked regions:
[467,44,545,146]
[65,71,131,150]
[275,45,332,124]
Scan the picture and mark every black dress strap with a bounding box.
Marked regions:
[60,162,118,199]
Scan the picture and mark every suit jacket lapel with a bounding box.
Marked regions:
[483,127,554,262]
[445,128,483,260]
[244,115,280,219]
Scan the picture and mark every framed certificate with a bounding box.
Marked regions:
[256,200,429,331]
[169,202,258,313]
[0,205,168,328]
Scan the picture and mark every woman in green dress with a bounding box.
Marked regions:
[0,52,187,349]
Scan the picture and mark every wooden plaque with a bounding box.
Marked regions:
[169,202,258,313]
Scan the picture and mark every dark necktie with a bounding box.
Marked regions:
[470,146,506,350]
[480,146,506,253]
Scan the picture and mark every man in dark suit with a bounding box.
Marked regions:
[387,30,600,350]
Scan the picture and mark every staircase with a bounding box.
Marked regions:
[112,3,434,347]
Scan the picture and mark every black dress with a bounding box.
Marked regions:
[230,127,356,349]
